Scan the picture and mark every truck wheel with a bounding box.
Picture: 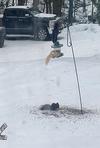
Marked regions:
[37,28,48,41]
[0,38,4,48]
[0,27,6,48]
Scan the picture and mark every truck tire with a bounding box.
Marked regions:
[0,38,4,48]
[37,27,49,41]
[0,27,5,48]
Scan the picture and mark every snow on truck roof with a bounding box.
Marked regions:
[6,6,56,18]
[6,6,30,9]
[34,13,56,18]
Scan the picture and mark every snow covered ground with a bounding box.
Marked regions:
[0,24,100,148]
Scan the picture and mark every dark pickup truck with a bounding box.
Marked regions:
[2,6,64,41]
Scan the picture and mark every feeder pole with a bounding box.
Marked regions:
[67,25,83,114]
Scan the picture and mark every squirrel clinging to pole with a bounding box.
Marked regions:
[45,21,63,65]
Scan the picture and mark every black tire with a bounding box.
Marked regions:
[37,27,49,41]
[0,27,6,48]
[0,38,4,48]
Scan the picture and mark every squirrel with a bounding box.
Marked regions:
[45,49,63,65]
[40,103,59,111]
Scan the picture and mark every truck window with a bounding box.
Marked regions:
[17,9,31,17]
[5,9,17,17]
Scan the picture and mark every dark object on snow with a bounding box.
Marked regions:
[51,103,59,111]
[0,27,5,48]
[40,104,51,110]
[0,123,7,135]
[0,123,7,140]
[40,103,59,111]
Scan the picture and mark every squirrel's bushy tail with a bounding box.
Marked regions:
[45,49,62,65]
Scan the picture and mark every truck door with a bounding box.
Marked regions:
[3,9,18,34]
[17,9,33,34]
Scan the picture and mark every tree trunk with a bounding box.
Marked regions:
[53,0,62,16]
[48,0,52,13]
[44,0,49,13]
[33,0,39,9]
[91,0,97,6]
[68,0,74,25]
[12,0,14,6]
[91,1,94,21]
[18,0,25,5]
[25,0,28,5]
[83,0,86,13]
[97,0,100,24]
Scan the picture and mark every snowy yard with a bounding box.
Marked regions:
[0,24,100,148]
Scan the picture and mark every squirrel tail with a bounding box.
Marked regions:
[45,54,52,65]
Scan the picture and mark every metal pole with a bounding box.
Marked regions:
[67,26,83,114]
